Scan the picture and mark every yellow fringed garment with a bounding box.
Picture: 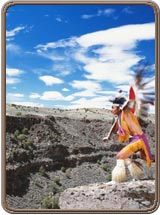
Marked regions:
[117,110,152,167]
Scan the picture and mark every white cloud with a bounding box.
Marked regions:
[39,75,64,86]
[6,26,25,38]
[81,8,115,19]
[6,44,21,54]
[59,70,71,76]
[35,37,76,51]
[34,22,155,99]
[29,93,41,99]
[69,96,111,109]
[72,90,97,97]
[77,23,154,48]
[6,68,23,76]
[56,17,63,22]
[62,88,70,92]
[122,7,134,14]
[7,93,24,98]
[99,8,115,16]
[6,77,21,84]
[70,80,102,98]
[40,91,74,101]
[55,15,68,23]
[7,93,24,103]
[70,80,101,91]
[6,68,23,85]
[81,14,95,19]
[75,23,154,83]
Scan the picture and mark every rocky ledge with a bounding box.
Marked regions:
[59,180,155,211]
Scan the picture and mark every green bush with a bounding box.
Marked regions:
[39,166,46,177]
[41,194,60,209]
[65,168,71,178]
[16,112,22,116]
[101,163,109,172]
[54,176,61,185]
[34,180,43,188]
[50,182,60,195]
[17,134,26,141]
[14,130,20,138]
[61,166,66,173]
[106,174,112,182]
[22,127,28,134]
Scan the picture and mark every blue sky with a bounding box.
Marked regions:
[6,4,155,110]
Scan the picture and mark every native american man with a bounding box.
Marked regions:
[103,90,154,182]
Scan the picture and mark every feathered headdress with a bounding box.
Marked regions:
[131,60,155,124]
[108,60,155,125]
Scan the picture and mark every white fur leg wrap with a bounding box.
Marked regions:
[112,159,126,183]
[125,158,144,179]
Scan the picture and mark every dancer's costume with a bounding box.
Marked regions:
[117,107,153,168]
[107,62,155,182]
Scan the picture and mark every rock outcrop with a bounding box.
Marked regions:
[59,180,155,210]
[5,104,156,210]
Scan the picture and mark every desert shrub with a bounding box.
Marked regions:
[97,160,101,165]
[14,130,20,138]
[9,148,17,160]
[22,127,28,134]
[54,176,61,185]
[17,134,26,141]
[52,197,60,209]
[65,168,71,178]
[34,179,43,188]
[101,163,109,172]
[41,194,60,209]
[106,174,112,181]
[21,139,34,151]
[16,112,22,116]
[61,166,66,173]
[41,194,53,209]
[50,182,60,195]
[39,166,46,177]
[49,180,64,195]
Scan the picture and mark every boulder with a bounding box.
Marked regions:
[59,180,155,210]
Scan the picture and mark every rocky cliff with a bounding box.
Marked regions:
[5,104,156,210]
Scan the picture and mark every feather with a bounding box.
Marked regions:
[131,61,155,125]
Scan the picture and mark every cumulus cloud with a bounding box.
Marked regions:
[40,91,74,101]
[70,80,102,98]
[70,80,101,91]
[69,96,111,109]
[29,93,41,99]
[6,68,24,85]
[39,75,64,86]
[6,68,23,76]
